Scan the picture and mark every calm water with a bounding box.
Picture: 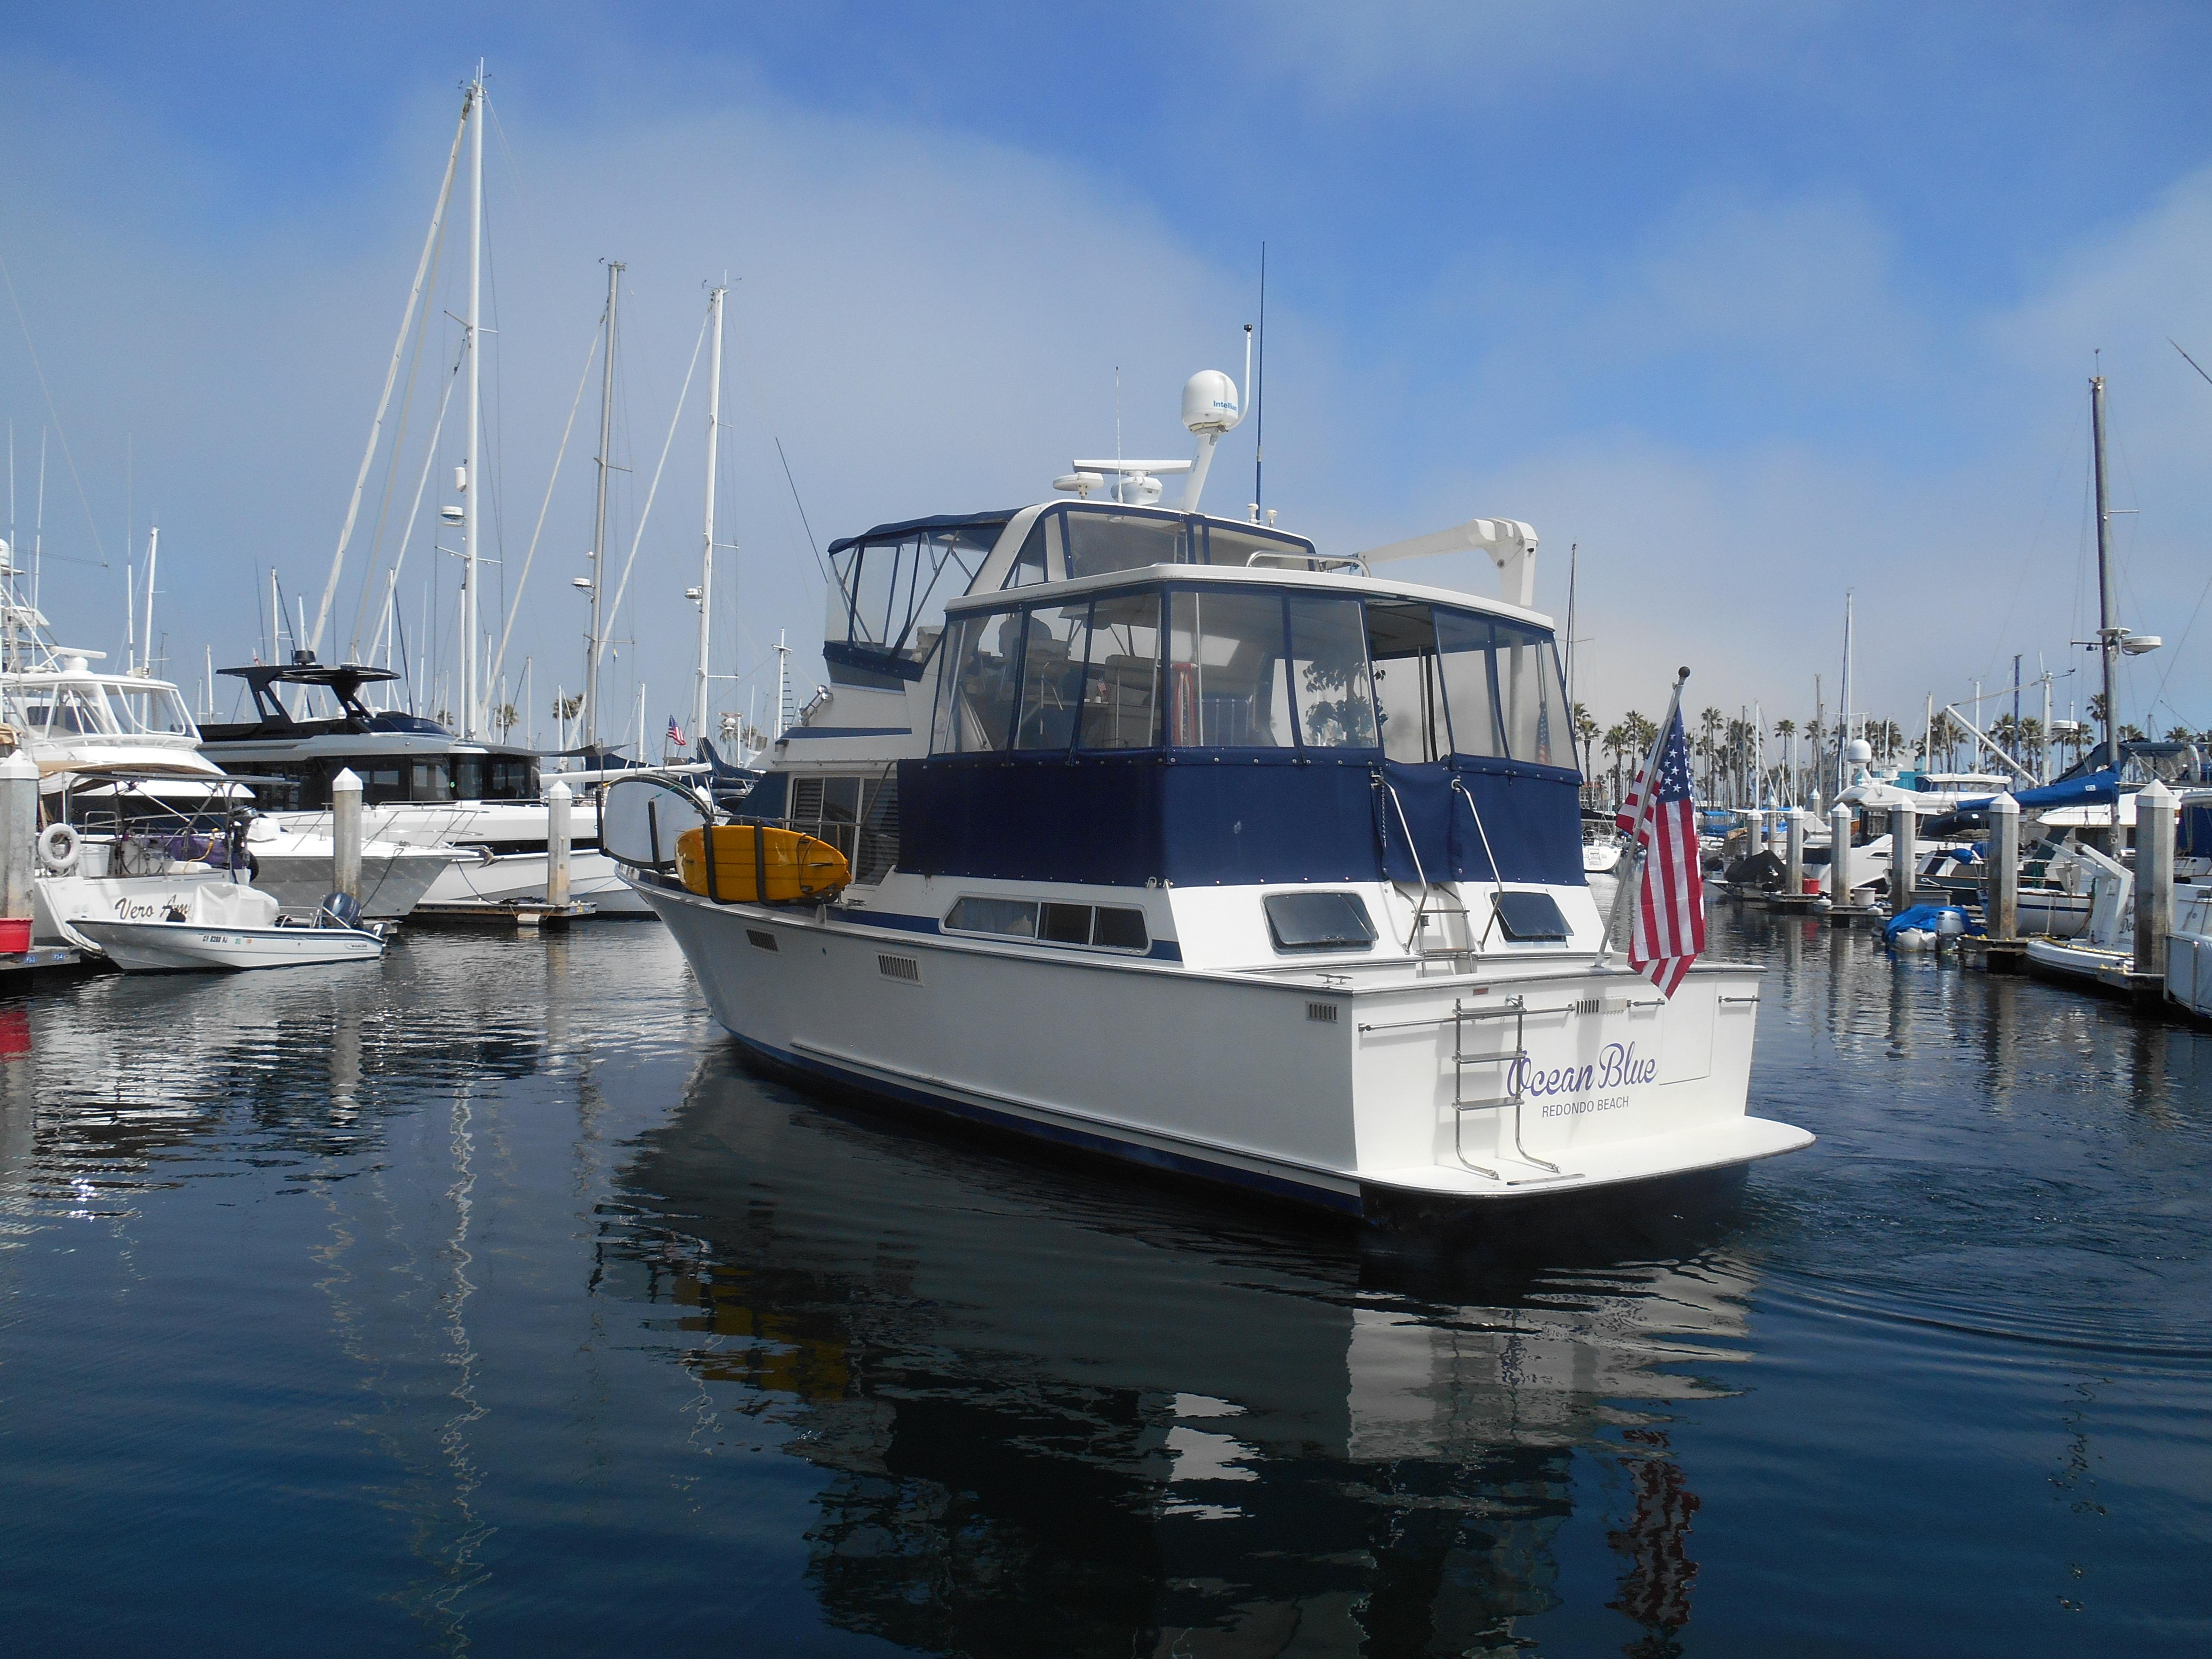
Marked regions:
[0,911,2206,1656]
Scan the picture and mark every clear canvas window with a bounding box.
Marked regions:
[1288,596,1378,749]
[1434,610,1508,759]
[1365,602,1447,763]
[1167,590,1292,748]
[1079,590,1163,750]
[932,611,1024,753]
[1014,604,1091,751]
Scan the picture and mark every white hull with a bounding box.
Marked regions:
[425,848,653,915]
[2024,936,2130,981]
[72,917,386,972]
[635,877,1810,1215]
[249,848,454,920]
[33,869,237,951]
[2017,887,2093,939]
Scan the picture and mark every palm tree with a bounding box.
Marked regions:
[1601,723,1629,801]
[1570,702,1598,775]
[1698,706,1724,795]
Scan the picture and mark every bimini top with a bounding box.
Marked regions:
[825,511,1018,558]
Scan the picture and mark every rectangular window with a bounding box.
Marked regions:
[1434,611,1507,759]
[1014,603,1091,751]
[945,896,1039,938]
[1063,511,1194,579]
[1091,905,1149,950]
[1039,901,1092,944]
[1167,590,1292,747]
[933,611,1023,753]
[1490,890,1570,942]
[1366,602,1446,763]
[1264,890,1378,954]
[1003,513,1059,588]
[412,760,453,800]
[1288,596,1378,749]
[1078,590,1162,750]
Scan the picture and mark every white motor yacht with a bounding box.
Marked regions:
[606,371,1812,1220]
[198,659,652,916]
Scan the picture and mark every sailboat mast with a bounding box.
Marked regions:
[2091,374,2120,770]
[460,66,485,740]
[142,524,158,675]
[693,284,726,751]
[585,261,623,749]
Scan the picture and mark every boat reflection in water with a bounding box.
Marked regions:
[615,1057,1761,1656]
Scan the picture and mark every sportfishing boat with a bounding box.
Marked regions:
[197,659,652,915]
[606,366,1812,1219]
[0,558,447,946]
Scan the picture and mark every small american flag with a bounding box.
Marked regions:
[666,715,686,749]
[1615,707,1705,997]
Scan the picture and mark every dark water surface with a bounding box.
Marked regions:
[0,909,2206,1656]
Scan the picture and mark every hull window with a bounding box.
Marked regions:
[1264,891,1378,954]
[1490,890,1570,942]
[944,895,1151,953]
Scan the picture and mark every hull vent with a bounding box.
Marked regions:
[1307,1001,1339,1023]
[877,952,922,984]
[746,929,778,952]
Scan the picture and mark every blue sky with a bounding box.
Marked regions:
[3,3,2210,749]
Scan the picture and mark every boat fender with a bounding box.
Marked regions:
[36,822,79,874]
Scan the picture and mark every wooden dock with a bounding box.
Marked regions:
[406,900,598,932]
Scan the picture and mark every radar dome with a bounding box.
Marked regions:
[1182,370,1240,434]
[1845,738,1873,765]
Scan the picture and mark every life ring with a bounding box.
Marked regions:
[37,822,80,873]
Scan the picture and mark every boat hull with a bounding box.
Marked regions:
[637,878,1811,1218]
[249,849,454,921]
[71,918,386,972]
[425,849,654,915]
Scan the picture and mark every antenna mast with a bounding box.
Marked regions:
[585,260,624,749]
[1253,242,1267,514]
[2091,374,2120,770]
[692,284,727,751]
[459,64,485,738]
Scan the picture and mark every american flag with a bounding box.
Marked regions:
[1614,707,1705,997]
[666,715,686,749]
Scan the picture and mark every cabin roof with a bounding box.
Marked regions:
[939,558,1555,629]
[826,511,1019,558]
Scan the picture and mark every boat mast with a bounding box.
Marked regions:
[2091,374,2120,771]
[459,65,485,740]
[693,284,726,751]
[585,261,623,750]
[141,524,158,675]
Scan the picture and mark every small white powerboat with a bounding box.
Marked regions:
[72,884,386,973]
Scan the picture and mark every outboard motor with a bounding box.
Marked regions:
[316,891,364,932]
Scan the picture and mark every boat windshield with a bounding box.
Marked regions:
[111,681,200,739]
[1009,507,1320,583]
[932,584,1571,767]
[6,679,122,737]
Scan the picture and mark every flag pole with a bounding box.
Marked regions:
[1600,666,1692,966]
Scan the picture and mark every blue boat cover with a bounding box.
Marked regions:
[1883,904,1983,945]
[1956,769,2118,812]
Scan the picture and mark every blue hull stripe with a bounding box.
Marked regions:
[729,1030,1363,1215]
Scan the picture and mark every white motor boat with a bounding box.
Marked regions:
[73,883,386,972]
[608,369,1814,1220]
[199,660,652,916]
[2024,843,2134,981]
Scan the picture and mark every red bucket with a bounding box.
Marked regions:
[0,918,30,954]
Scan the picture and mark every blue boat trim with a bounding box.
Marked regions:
[731,1030,1363,1215]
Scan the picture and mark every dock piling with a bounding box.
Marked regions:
[2136,778,2176,982]
[1989,792,2019,940]
[1785,808,1805,895]
[1892,801,1917,911]
[332,769,362,902]
[547,780,573,909]
[1828,802,1851,909]
[1,753,36,923]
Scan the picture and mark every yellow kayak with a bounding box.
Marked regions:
[676,824,851,902]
